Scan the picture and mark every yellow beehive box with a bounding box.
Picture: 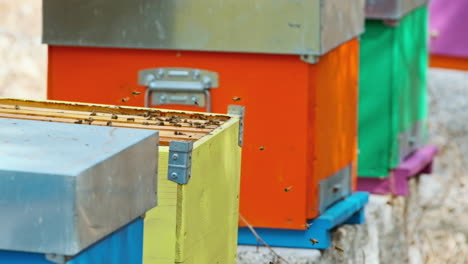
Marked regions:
[0,98,243,264]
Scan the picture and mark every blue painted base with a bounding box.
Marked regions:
[238,192,369,250]
[0,218,143,264]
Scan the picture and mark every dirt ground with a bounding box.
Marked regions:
[1,1,467,263]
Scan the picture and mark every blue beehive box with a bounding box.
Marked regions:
[0,118,159,263]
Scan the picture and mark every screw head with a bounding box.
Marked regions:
[145,74,155,83]
[171,172,178,179]
[160,95,167,102]
[202,76,212,87]
[172,154,179,160]
[156,69,165,79]
[193,70,201,80]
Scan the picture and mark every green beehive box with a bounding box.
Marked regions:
[358,6,428,178]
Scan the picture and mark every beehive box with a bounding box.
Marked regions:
[429,0,468,71]
[0,117,156,264]
[42,0,364,231]
[0,98,242,264]
[358,4,429,178]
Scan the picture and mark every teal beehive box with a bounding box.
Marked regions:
[358,2,429,178]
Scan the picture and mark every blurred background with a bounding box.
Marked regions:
[0,0,45,99]
[0,1,467,263]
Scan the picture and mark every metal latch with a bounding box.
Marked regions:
[168,141,193,184]
[318,164,352,213]
[139,68,219,112]
[227,105,246,147]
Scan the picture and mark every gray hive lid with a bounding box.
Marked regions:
[365,0,429,20]
[0,118,159,256]
[42,0,365,56]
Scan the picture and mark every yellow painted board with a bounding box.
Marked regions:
[144,118,241,264]
[143,149,177,264]
[176,120,241,264]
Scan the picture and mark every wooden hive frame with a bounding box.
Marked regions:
[0,98,243,264]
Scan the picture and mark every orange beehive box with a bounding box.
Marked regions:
[43,0,364,231]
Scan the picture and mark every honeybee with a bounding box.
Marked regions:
[106,121,113,126]
[111,114,118,120]
[74,120,83,124]
[309,239,319,245]
[132,91,142,95]
[90,111,97,116]
[232,97,241,102]
[127,118,135,122]
[121,97,130,103]
[284,186,294,192]
[259,146,265,151]
[335,246,344,253]
[14,105,20,110]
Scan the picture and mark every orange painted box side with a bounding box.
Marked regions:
[308,39,359,218]
[47,39,358,230]
[430,55,468,71]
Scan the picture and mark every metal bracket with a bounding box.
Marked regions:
[318,165,352,213]
[138,68,219,112]
[168,141,193,184]
[45,254,70,264]
[383,19,400,27]
[227,105,245,147]
[300,54,319,64]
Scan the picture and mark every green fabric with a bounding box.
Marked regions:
[358,6,428,178]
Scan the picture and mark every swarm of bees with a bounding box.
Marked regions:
[70,109,226,138]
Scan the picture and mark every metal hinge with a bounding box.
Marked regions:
[138,68,219,112]
[227,105,245,147]
[168,141,193,184]
[300,54,319,64]
[45,254,70,264]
